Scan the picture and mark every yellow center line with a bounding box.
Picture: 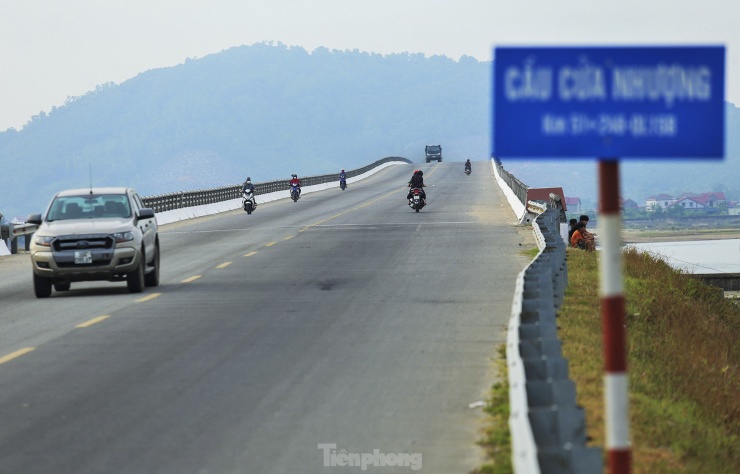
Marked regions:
[265,241,277,247]
[0,347,35,365]
[76,315,110,328]
[216,262,232,269]
[283,235,295,241]
[182,275,202,283]
[243,251,258,257]
[426,162,442,178]
[299,187,403,232]
[136,292,162,303]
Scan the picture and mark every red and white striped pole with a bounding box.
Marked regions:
[598,160,631,474]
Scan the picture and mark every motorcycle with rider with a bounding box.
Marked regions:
[289,174,302,202]
[241,177,257,214]
[406,170,426,212]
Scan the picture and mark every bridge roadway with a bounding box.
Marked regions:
[0,161,533,473]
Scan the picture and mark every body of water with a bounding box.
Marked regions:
[626,239,740,275]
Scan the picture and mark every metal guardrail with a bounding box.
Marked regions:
[493,156,528,210]
[1,221,37,254]
[494,159,602,473]
[508,205,601,474]
[140,156,412,212]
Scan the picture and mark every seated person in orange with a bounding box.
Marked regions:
[579,214,596,242]
[570,222,595,251]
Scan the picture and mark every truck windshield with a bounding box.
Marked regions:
[46,195,131,221]
[427,146,441,153]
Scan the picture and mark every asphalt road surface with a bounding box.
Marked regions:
[0,161,533,473]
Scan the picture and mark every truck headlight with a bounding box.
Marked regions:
[34,236,54,247]
[112,232,134,243]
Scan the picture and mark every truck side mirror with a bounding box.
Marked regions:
[137,208,155,220]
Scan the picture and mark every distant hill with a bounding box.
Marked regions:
[502,103,740,209]
[1,42,738,219]
[0,42,490,217]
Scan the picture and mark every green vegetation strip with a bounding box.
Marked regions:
[475,247,739,474]
[472,345,512,474]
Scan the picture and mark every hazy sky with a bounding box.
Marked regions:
[2,0,739,131]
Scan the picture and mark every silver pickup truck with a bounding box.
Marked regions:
[27,187,160,298]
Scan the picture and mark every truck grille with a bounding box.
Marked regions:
[52,235,114,252]
[52,234,115,267]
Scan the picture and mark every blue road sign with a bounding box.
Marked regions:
[493,46,725,159]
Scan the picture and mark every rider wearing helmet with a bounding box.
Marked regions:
[289,174,302,197]
[407,170,420,186]
[406,170,426,202]
[242,177,255,194]
[242,177,257,207]
[339,169,346,180]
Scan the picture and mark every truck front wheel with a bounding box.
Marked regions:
[127,252,146,293]
[33,273,52,298]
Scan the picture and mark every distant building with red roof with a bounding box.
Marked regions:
[645,194,674,211]
[694,192,726,207]
[646,191,726,212]
[526,187,567,211]
[668,197,706,210]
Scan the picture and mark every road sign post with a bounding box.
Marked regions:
[598,160,630,472]
[494,45,725,474]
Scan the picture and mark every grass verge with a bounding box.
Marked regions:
[560,247,739,473]
[475,247,739,473]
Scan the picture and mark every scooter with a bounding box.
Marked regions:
[290,184,301,202]
[242,190,257,214]
[340,178,347,190]
[408,188,425,212]
[464,168,471,175]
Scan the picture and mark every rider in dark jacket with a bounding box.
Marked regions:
[465,159,472,172]
[242,177,255,194]
[406,170,426,202]
[242,177,257,207]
